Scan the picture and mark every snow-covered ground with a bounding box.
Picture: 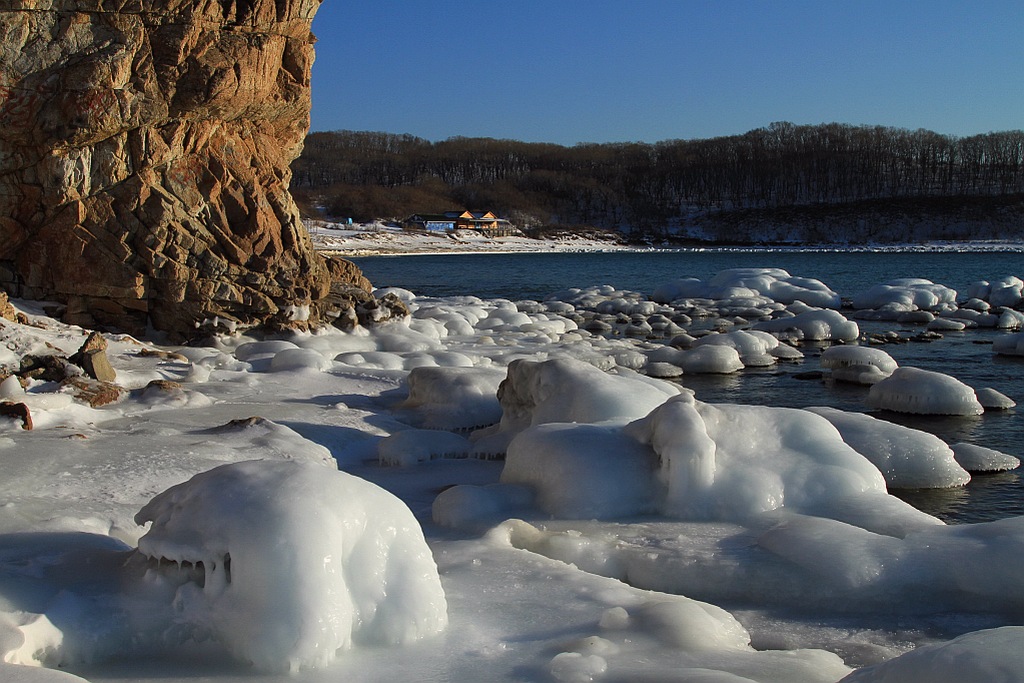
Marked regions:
[2,267,1024,682]
[306,220,1024,256]
[307,221,630,255]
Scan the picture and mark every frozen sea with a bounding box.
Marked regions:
[5,245,1024,682]
[353,248,1024,524]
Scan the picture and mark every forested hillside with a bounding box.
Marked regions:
[291,123,1024,244]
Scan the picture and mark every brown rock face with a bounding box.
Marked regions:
[0,0,351,339]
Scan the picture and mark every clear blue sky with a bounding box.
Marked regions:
[309,0,1023,145]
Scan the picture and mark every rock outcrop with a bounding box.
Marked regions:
[0,0,366,339]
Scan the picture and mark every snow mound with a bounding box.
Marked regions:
[470,357,681,455]
[992,331,1024,357]
[950,442,1020,473]
[840,626,1024,683]
[625,395,914,527]
[501,423,657,518]
[807,407,970,488]
[653,268,840,309]
[680,344,745,374]
[753,308,859,341]
[866,367,984,416]
[851,279,957,312]
[135,460,447,671]
[691,330,793,367]
[820,346,897,385]
[395,366,505,431]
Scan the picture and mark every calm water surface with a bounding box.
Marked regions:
[352,249,1024,524]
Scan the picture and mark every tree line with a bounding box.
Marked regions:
[290,123,1024,241]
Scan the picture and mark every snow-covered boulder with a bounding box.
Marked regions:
[950,443,1020,473]
[652,268,841,309]
[679,345,745,374]
[820,346,897,385]
[851,278,957,312]
[135,460,448,671]
[807,407,970,488]
[470,357,681,455]
[993,332,1024,357]
[840,626,1024,683]
[395,366,506,431]
[753,308,859,341]
[624,394,933,532]
[866,367,984,416]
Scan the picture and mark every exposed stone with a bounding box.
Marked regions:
[356,292,411,327]
[75,331,108,356]
[0,0,373,340]
[322,254,373,294]
[0,401,32,430]
[78,348,117,382]
[63,376,125,408]
[68,331,115,380]
[136,348,189,362]
[0,291,15,321]
[19,354,73,382]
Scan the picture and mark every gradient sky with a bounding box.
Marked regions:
[309,0,1022,145]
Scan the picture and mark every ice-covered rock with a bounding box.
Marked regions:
[134,460,448,671]
[691,330,789,367]
[378,429,473,466]
[624,394,932,531]
[851,279,957,312]
[395,366,506,431]
[501,423,657,518]
[807,407,970,488]
[679,345,745,374]
[840,626,1024,682]
[987,276,1023,308]
[820,346,897,385]
[866,367,984,416]
[470,357,681,455]
[975,387,1016,410]
[653,268,842,309]
[992,331,1024,356]
[753,308,859,341]
[950,443,1020,473]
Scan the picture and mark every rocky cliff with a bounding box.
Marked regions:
[0,0,366,339]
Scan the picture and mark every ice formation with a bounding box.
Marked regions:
[820,345,897,385]
[993,331,1024,356]
[377,429,472,466]
[839,626,1024,682]
[470,357,682,454]
[501,423,657,518]
[866,367,984,416]
[394,366,506,431]
[135,460,447,671]
[625,394,928,530]
[950,442,1021,473]
[753,308,860,341]
[690,330,799,367]
[851,278,958,313]
[807,407,970,488]
[975,387,1016,410]
[679,344,745,374]
[653,268,841,309]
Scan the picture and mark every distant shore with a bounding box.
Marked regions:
[307,222,1024,257]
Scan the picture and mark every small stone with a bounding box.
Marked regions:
[63,377,126,408]
[78,349,117,383]
[0,401,32,430]
[20,355,72,382]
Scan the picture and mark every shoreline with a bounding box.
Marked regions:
[308,224,1024,257]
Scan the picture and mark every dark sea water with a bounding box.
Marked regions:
[352,249,1024,524]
